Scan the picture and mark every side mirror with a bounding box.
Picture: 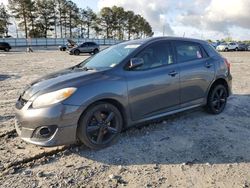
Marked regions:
[129,58,144,70]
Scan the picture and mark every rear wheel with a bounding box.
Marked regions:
[206,85,227,114]
[74,50,80,55]
[235,47,238,51]
[77,102,123,149]
[224,48,228,52]
[4,48,10,52]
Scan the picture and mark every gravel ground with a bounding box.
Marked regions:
[0,50,250,188]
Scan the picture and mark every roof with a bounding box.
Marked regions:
[122,36,208,45]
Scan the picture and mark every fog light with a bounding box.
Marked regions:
[39,127,50,137]
[32,125,57,139]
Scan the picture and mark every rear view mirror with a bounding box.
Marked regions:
[129,58,144,70]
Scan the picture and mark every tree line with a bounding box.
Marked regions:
[0,0,153,40]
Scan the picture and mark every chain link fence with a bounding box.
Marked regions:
[0,38,124,47]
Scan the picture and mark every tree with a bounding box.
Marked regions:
[65,1,79,38]
[8,0,33,38]
[36,0,55,38]
[124,10,134,40]
[80,7,96,38]
[0,3,11,37]
[56,0,66,38]
[111,6,126,40]
[99,7,113,39]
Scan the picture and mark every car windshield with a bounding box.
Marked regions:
[77,42,141,69]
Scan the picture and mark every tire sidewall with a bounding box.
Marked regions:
[74,50,80,55]
[207,85,227,114]
[77,102,123,149]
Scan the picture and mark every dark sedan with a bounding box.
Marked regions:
[238,43,248,51]
[0,42,11,51]
[15,37,232,149]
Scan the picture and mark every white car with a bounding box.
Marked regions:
[216,42,239,52]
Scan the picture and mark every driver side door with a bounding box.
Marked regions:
[125,41,180,121]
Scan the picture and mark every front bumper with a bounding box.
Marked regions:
[216,47,225,51]
[15,100,82,147]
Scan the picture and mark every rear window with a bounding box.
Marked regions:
[175,42,204,62]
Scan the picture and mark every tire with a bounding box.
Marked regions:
[77,102,123,149]
[224,48,228,52]
[74,50,80,55]
[4,48,10,52]
[93,48,99,54]
[235,47,238,51]
[206,84,228,114]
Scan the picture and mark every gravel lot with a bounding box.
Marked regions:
[0,50,250,188]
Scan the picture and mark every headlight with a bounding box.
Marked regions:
[32,87,77,108]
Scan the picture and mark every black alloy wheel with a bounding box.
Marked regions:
[206,85,228,114]
[77,102,123,149]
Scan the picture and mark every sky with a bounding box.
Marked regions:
[1,0,250,40]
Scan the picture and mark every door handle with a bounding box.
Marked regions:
[168,70,178,77]
[205,62,213,68]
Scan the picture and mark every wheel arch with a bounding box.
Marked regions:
[77,98,128,130]
[207,78,229,99]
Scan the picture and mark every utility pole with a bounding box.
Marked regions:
[162,24,165,36]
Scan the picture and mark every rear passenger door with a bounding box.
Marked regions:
[173,41,215,107]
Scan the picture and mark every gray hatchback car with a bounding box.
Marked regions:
[15,37,232,149]
[69,42,100,55]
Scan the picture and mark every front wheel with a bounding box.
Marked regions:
[77,102,123,149]
[206,85,228,114]
[74,50,80,55]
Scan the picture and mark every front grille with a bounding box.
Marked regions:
[16,96,28,109]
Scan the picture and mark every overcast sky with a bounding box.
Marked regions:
[1,0,250,40]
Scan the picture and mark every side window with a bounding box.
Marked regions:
[80,43,87,47]
[175,42,204,62]
[133,42,174,70]
[89,42,96,46]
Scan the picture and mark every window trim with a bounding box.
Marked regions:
[124,40,176,71]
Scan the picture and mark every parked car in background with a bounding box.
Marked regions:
[69,42,100,55]
[238,43,248,51]
[209,42,218,48]
[58,44,67,51]
[59,39,77,51]
[216,42,239,51]
[0,42,11,51]
[15,37,232,149]
[248,45,250,51]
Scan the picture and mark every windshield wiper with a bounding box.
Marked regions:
[73,66,95,71]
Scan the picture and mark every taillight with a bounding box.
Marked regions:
[224,58,230,72]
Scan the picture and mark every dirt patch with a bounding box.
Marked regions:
[0,51,250,187]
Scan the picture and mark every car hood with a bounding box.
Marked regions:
[21,67,101,100]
